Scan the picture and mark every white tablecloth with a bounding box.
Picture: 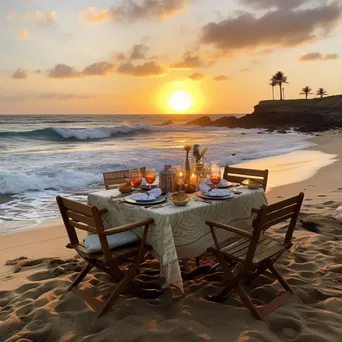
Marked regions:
[88,188,267,290]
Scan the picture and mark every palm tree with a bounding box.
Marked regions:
[317,88,328,98]
[269,80,277,100]
[271,71,288,100]
[300,86,313,99]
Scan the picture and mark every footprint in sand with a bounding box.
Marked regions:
[305,198,313,201]
[318,195,327,198]
[322,201,337,206]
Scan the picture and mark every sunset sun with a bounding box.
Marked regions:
[169,91,192,111]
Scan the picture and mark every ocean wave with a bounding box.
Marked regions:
[0,170,103,195]
[0,124,228,142]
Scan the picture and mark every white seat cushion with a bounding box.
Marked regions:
[83,231,139,254]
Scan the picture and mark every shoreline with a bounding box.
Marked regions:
[1,130,340,235]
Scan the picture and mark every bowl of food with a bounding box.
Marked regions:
[241,179,261,189]
[118,181,133,194]
[171,192,191,206]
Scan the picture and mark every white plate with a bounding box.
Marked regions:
[197,191,233,200]
[125,195,166,205]
[206,180,235,189]
[129,193,156,202]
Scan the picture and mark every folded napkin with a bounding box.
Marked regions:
[130,188,162,201]
[199,183,228,197]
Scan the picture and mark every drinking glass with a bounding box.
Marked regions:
[144,168,156,190]
[210,161,221,170]
[129,168,143,188]
[210,169,221,189]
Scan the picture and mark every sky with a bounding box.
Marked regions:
[1,0,342,115]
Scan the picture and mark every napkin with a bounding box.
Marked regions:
[130,188,162,201]
[199,183,228,197]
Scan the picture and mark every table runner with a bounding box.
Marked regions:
[88,188,267,289]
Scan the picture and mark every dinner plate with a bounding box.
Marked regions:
[196,190,233,200]
[206,180,235,189]
[125,195,166,205]
[140,183,159,190]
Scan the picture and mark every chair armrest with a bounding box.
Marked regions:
[104,218,154,235]
[251,208,261,215]
[205,220,254,238]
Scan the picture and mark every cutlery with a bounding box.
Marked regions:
[193,197,212,204]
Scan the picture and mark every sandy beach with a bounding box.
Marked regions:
[1,132,342,342]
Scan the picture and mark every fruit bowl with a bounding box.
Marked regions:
[171,192,191,206]
[241,179,261,189]
[118,182,133,194]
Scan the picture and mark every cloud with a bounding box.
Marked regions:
[38,93,93,100]
[117,61,167,76]
[201,3,342,52]
[131,44,149,59]
[16,28,29,39]
[213,75,230,81]
[240,0,309,10]
[299,52,340,61]
[170,49,210,69]
[21,11,56,27]
[82,61,115,76]
[48,61,116,78]
[12,69,28,79]
[0,93,92,102]
[80,0,191,23]
[79,7,114,23]
[188,72,204,81]
[48,64,80,79]
[251,48,274,56]
[5,12,16,20]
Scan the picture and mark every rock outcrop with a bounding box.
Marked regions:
[186,95,342,132]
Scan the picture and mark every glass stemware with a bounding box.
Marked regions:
[144,168,156,190]
[129,168,143,188]
[210,169,221,190]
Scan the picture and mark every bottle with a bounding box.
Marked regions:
[159,165,177,194]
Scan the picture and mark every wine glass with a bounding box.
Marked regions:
[129,168,142,188]
[210,169,221,190]
[144,168,156,190]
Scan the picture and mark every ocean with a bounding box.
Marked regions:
[0,114,315,233]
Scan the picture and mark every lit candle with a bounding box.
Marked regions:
[190,173,197,186]
[177,170,185,186]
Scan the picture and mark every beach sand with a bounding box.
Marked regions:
[1,132,342,342]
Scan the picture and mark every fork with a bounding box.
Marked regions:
[192,197,212,204]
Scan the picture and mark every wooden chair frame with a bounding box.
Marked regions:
[206,192,304,320]
[103,167,146,190]
[223,166,269,191]
[56,196,158,317]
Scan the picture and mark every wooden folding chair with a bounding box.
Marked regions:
[206,192,304,320]
[56,196,159,318]
[223,166,269,191]
[103,167,146,190]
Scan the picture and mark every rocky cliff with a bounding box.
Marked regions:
[187,95,342,132]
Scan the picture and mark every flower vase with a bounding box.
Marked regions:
[185,151,191,183]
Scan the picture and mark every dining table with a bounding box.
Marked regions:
[87,187,268,291]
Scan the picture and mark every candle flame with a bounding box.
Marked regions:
[180,172,183,176]
[192,173,195,177]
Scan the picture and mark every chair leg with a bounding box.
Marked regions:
[97,263,139,318]
[61,263,93,299]
[268,263,294,294]
[195,257,200,267]
[236,284,264,320]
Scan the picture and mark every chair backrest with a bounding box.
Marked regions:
[103,167,146,190]
[56,196,113,260]
[245,193,304,265]
[223,166,269,191]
